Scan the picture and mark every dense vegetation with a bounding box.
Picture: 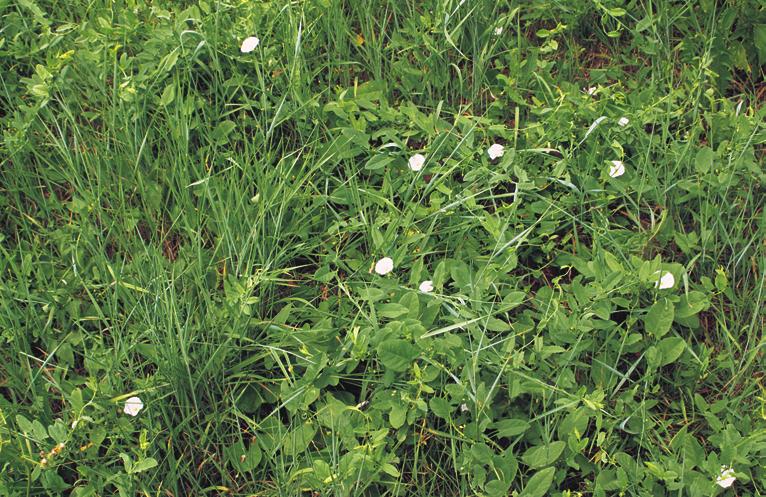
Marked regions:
[1,1,765,495]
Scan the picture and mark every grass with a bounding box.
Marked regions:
[1,1,765,496]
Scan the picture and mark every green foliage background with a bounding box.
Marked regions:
[1,0,765,495]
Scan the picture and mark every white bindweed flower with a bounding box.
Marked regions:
[618,117,630,127]
[585,86,597,96]
[716,466,736,488]
[494,27,503,35]
[487,143,505,160]
[653,271,675,290]
[408,153,426,171]
[240,36,260,53]
[123,396,144,417]
[460,403,469,413]
[419,280,434,293]
[374,257,394,275]
[609,160,625,178]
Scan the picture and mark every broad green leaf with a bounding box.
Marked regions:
[211,120,236,145]
[382,463,400,477]
[41,470,68,492]
[558,408,590,439]
[33,419,48,441]
[377,339,417,372]
[159,50,179,73]
[471,443,494,464]
[521,441,565,469]
[389,403,406,428]
[358,287,385,301]
[340,127,369,149]
[485,479,510,497]
[131,457,158,474]
[644,298,674,338]
[754,24,766,65]
[485,317,511,332]
[658,337,686,366]
[645,345,660,371]
[494,418,530,438]
[282,422,317,456]
[675,291,709,319]
[636,16,653,32]
[520,466,556,497]
[119,453,133,473]
[449,261,472,289]
[48,419,67,443]
[377,303,409,319]
[603,251,624,273]
[69,387,84,412]
[226,440,262,472]
[15,415,34,435]
[695,147,714,174]
[364,154,395,171]
[714,268,728,291]
[500,291,526,311]
[312,459,332,481]
[399,292,420,319]
[429,397,451,420]
[159,84,175,107]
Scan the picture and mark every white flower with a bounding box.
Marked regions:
[618,117,630,127]
[608,160,625,178]
[460,403,469,413]
[374,257,394,275]
[123,397,144,417]
[585,86,597,96]
[240,36,260,53]
[716,466,736,488]
[487,143,505,160]
[494,27,503,35]
[653,271,675,290]
[408,153,426,171]
[419,280,434,293]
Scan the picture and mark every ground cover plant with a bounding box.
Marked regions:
[1,0,765,495]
